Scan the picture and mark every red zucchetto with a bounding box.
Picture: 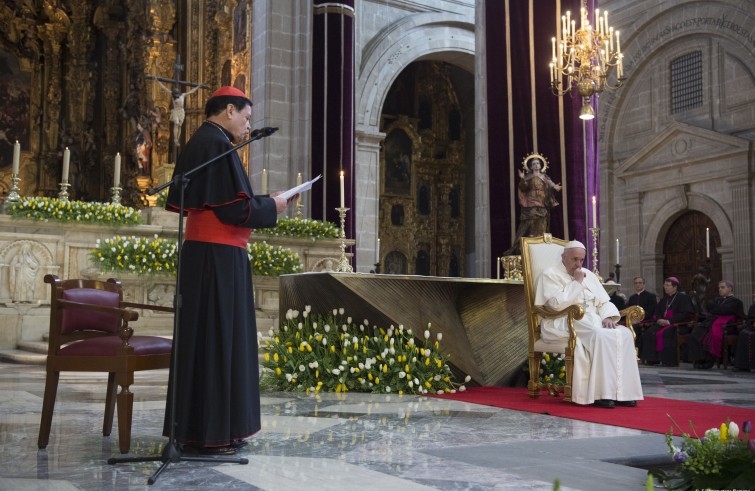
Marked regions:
[211,86,247,98]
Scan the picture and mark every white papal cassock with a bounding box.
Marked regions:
[535,263,644,405]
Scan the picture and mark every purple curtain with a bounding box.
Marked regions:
[485,0,597,276]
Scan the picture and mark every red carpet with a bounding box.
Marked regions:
[429,387,755,438]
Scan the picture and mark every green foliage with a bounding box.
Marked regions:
[92,236,302,277]
[9,197,141,226]
[649,418,755,490]
[246,241,303,277]
[260,308,471,395]
[540,352,566,385]
[91,235,177,275]
[256,217,340,240]
[155,190,168,208]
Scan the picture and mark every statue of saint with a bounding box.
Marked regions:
[9,243,39,302]
[503,153,562,256]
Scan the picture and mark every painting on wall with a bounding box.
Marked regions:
[383,129,412,195]
[0,50,31,171]
[233,1,247,54]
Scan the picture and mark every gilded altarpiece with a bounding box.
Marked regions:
[379,63,465,277]
[0,0,252,207]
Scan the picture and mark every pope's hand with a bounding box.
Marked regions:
[602,318,617,329]
[573,268,586,283]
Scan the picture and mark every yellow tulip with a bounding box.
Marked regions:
[720,423,728,442]
[264,353,270,362]
[273,353,279,362]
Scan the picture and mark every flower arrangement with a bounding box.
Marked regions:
[649,417,755,490]
[540,352,566,386]
[260,307,471,395]
[92,235,177,275]
[9,196,141,226]
[92,236,302,277]
[256,217,340,241]
[247,241,303,277]
[155,190,168,208]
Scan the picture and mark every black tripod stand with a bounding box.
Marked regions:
[108,127,277,484]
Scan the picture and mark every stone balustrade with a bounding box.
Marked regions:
[0,208,353,351]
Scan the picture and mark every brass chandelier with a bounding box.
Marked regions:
[549,5,625,120]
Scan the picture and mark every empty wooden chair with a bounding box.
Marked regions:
[38,274,173,454]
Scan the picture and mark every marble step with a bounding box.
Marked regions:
[0,349,46,365]
[17,340,49,354]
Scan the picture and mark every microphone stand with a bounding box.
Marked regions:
[108,129,272,484]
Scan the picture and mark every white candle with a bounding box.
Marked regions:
[62,147,70,183]
[616,30,621,55]
[296,172,302,204]
[706,227,710,258]
[377,238,380,263]
[261,168,268,194]
[591,196,597,228]
[12,140,20,175]
[340,171,345,208]
[616,238,620,264]
[497,257,500,280]
[113,153,121,188]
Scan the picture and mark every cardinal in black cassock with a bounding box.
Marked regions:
[162,86,288,454]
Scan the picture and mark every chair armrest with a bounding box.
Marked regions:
[57,299,139,322]
[121,301,175,314]
[619,305,645,328]
[532,304,585,321]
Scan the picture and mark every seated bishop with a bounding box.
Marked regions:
[535,240,644,409]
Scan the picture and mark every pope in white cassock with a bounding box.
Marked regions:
[535,240,643,408]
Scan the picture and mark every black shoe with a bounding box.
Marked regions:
[181,443,237,455]
[699,359,715,369]
[592,399,615,409]
[199,445,237,455]
[615,400,637,407]
[643,360,659,366]
[230,439,248,449]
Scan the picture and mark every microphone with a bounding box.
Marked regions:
[250,127,279,139]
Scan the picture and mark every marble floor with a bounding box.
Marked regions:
[1,361,754,491]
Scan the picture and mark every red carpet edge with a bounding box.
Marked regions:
[428,386,755,438]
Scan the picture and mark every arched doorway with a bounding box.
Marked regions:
[377,61,472,276]
[662,211,721,309]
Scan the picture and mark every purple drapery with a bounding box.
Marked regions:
[485,0,599,276]
[312,1,355,243]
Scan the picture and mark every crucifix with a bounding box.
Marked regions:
[147,54,208,162]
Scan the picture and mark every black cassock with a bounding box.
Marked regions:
[163,121,277,447]
[733,304,755,371]
[640,292,696,365]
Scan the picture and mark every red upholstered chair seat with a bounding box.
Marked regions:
[59,335,173,356]
[38,275,174,454]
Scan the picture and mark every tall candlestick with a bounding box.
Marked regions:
[340,171,345,208]
[706,227,710,258]
[616,238,620,264]
[12,140,20,174]
[62,147,70,183]
[591,196,597,228]
[261,168,268,194]
[113,153,121,188]
[497,257,500,280]
[377,238,380,263]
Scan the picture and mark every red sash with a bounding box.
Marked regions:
[185,209,251,249]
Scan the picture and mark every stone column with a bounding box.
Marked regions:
[355,130,384,273]
[729,178,753,296]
